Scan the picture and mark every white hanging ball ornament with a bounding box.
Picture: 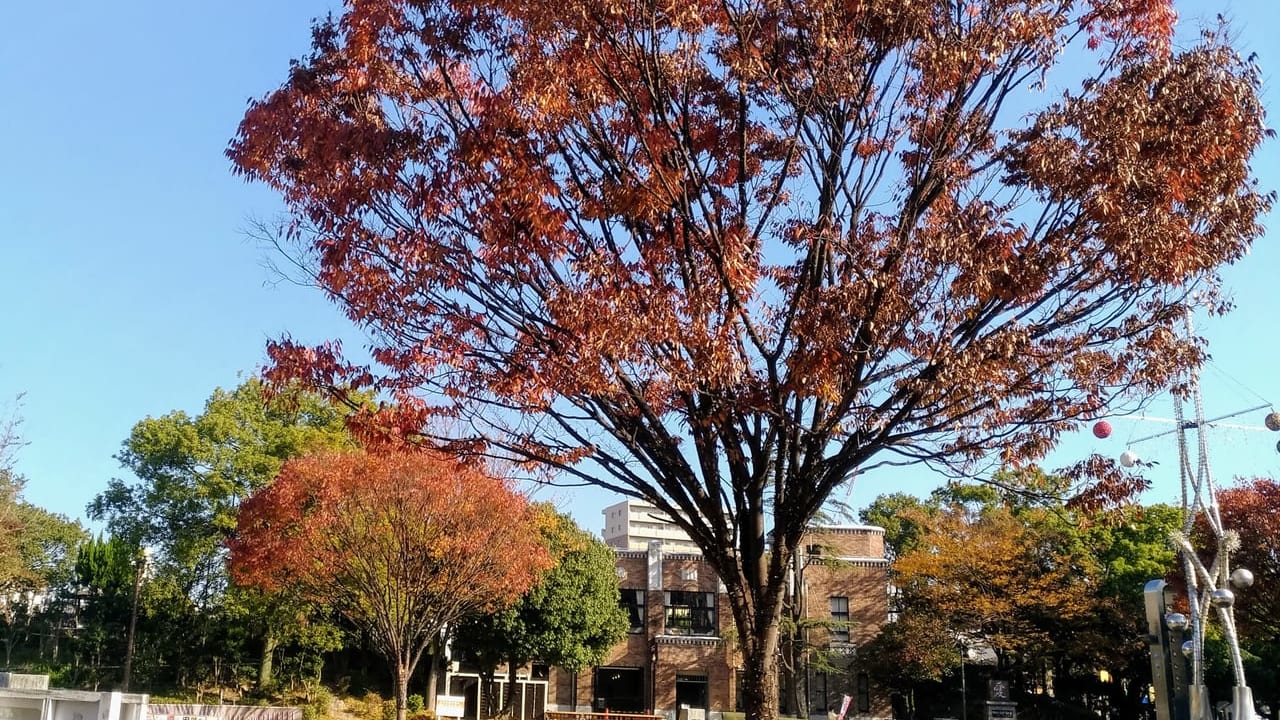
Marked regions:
[1231,568,1255,589]
[1120,450,1139,468]
[1183,640,1195,658]
[1165,612,1189,631]
[1211,588,1236,609]
[1265,412,1280,432]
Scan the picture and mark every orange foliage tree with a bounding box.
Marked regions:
[229,0,1271,716]
[228,451,550,720]
[890,503,1096,673]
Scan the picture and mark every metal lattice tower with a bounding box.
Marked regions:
[1139,313,1268,720]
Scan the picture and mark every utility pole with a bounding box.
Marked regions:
[122,547,147,692]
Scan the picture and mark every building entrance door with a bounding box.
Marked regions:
[675,675,708,718]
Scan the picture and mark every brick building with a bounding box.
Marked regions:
[545,524,892,720]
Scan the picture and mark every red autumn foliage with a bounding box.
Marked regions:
[229,450,549,720]
[1201,478,1280,642]
[228,1,1271,717]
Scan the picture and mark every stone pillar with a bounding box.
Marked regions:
[649,541,665,633]
[98,693,122,720]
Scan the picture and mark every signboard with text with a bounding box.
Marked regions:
[436,696,466,718]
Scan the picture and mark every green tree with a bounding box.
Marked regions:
[452,506,629,713]
[1078,504,1182,715]
[87,378,357,689]
[860,610,960,718]
[0,470,86,667]
[1086,503,1181,603]
[859,493,935,562]
[65,534,137,688]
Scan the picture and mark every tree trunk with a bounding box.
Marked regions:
[740,642,782,720]
[779,635,803,718]
[259,630,278,689]
[782,551,808,720]
[724,525,788,720]
[504,656,520,716]
[478,669,498,718]
[425,647,440,712]
[395,661,410,720]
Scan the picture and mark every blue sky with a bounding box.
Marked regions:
[1,0,1277,537]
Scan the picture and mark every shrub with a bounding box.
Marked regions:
[301,684,333,720]
[356,692,387,720]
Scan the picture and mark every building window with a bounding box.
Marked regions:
[856,672,870,713]
[830,596,850,643]
[664,590,716,635]
[620,589,646,633]
[594,667,646,713]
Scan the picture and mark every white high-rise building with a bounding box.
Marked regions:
[601,498,701,553]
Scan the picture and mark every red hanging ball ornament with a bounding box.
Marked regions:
[1092,421,1112,439]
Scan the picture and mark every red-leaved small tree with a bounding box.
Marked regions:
[229,450,550,720]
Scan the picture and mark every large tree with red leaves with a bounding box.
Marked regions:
[229,451,550,720]
[229,0,1271,716]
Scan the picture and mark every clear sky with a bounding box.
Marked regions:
[1,0,1278,538]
